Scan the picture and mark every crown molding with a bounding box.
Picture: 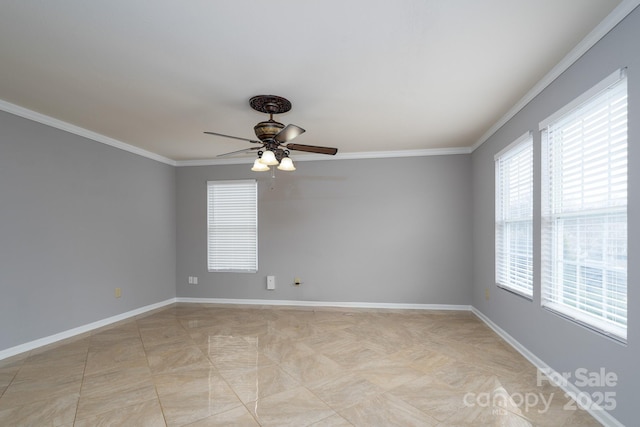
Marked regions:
[175,146,472,167]
[470,0,640,152]
[0,99,177,166]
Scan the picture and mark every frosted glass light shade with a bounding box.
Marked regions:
[251,159,269,171]
[277,157,296,171]
[259,150,279,165]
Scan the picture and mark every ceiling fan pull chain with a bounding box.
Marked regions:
[269,167,276,191]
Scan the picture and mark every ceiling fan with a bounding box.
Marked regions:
[204,95,338,171]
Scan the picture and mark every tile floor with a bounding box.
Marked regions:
[0,304,601,426]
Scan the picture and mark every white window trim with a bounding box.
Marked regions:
[540,69,627,342]
[207,179,258,273]
[538,68,626,131]
[495,131,534,299]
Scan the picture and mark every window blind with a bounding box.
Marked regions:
[207,180,258,272]
[540,70,627,341]
[495,132,533,297]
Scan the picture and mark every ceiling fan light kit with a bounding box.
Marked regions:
[259,149,279,166]
[277,156,296,171]
[204,95,338,173]
[251,158,270,172]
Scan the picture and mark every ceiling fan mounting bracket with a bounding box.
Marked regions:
[249,95,292,115]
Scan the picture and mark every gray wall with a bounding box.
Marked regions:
[471,7,639,425]
[0,111,176,351]
[176,155,472,305]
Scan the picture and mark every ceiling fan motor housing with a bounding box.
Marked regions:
[254,119,285,142]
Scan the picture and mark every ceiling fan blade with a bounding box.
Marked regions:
[286,143,338,155]
[204,131,260,144]
[217,146,261,157]
[274,124,305,143]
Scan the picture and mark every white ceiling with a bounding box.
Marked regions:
[0,0,632,163]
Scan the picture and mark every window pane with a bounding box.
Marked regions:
[541,71,627,341]
[207,180,258,272]
[495,134,533,297]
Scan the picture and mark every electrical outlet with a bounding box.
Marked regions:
[115,287,122,298]
[267,275,275,290]
[485,288,490,300]
[294,277,302,286]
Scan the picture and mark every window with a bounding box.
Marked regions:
[207,180,258,272]
[495,132,533,298]
[540,69,627,341]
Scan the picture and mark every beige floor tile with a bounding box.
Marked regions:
[278,352,345,385]
[296,329,355,353]
[153,366,222,397]
[74,398,165,427]
[182,405,260,426]
[321,340,386,369]
[89,326,141,348]
[561,408,604,426]
[140,327,192,348]
[308,413,354,426]
[254,334,315,365]
[26,340,89,363]
[159,388,244,427]
[146,344,212,374]
[247,386,336,427]
[0,393,78,426]
[0,355,28,395]
[0,304,603,426]
[339,393,438,426]
[352,356,425,390]
[439,404,534,426]
[84,342,148,376]
[75,383,157,420]
[0,353,29,370]
[222,364,300,404]
[0,376,81,409]
[387,375,471,422]
[430,359,493,390]
[152,364,247,426]
[308,372,385,411]
[81,365,153,397]
[392,347,456,375]
[17,345,87,376]
[84,352,149,375]
[201,334,273,370]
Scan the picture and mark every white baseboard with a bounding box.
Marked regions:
[176,297,472,312]
[471,307,623,427]
[0,298,469,360]
[0,298,177,360]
